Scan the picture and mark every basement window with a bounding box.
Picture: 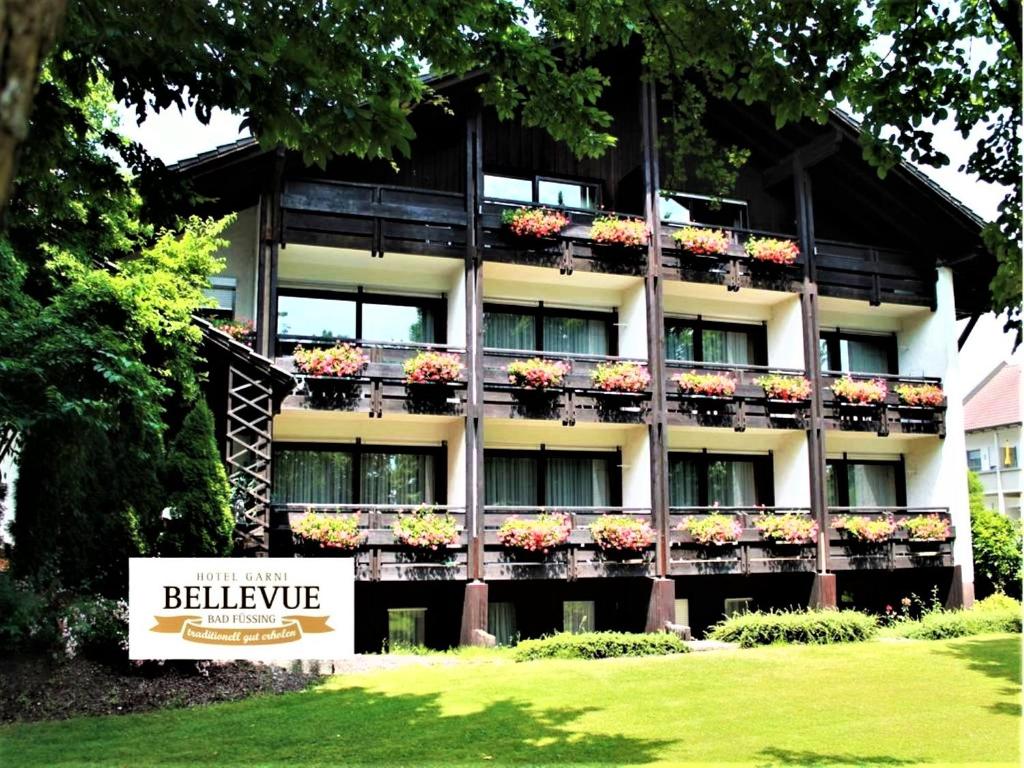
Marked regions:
[388,608,426,649]
[724,598,753,618]
[563,601,595,634]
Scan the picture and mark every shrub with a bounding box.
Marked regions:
[590,216,649,247]
[671,226,730,255]
[708,609,877,647]
[833,514,897,543]
[755,374,812,402]
[497,513,572,552]
[403,351,464,384]
[675,371,737,397]
[744,237,800,265]
[501,207,569,238]
[902,513,952,541]
[969,471,1022,595]
[293,512,365,551]
[754,512,819,544]
[893,382,945,407]
[589,515,656,551]
[392,506,460,549]
[294,343,369,377]
[974,593,1022,613]
[893,608,1021,640]
[61,595,129,664]
[514,631,687,661]
[831,376,888,404]
[506,358,570,389]
[679,513,743,545]
[0,574,57,651]
[591,361,651,393]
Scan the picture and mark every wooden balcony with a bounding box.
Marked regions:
[479,202,647,276]
[281,179,468,258]
[816,239,937,308]
[273,504,469,581]
[821,373,946,437]
[481,350,652,425]
[828,507,954,570]
[482,506,657,580]
[668,507,817,576]
[665,362,809,431]
[278,339,467,417]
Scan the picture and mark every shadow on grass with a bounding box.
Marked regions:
[756,747,920,766]
[936,634,1022,718]
[2,684,671,766]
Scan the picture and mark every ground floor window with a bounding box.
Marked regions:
[388,608,426,648]
[563,601,595,634]
[724,598,753,618]
[826,457,905,507]
[675,598,690,628]
[488,603,517,646]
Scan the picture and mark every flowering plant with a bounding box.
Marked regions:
[403,351,464,384]
[591,361,651,393]
[589,515,656,551]
[590,216,649,248]
[754,513,819,544]
[671,226,730,256]
[902,513,951,541]
[392,506,460,549]
[497,513,572,552]
[211,317,255,341]
[293,512,365,550]
[675,371,737,397]
[831,376,888,404]
[755,374,812,402]
[679,513,743,545]
[833,514,896,543]
[294,343,369,378]
[744,237,800,265]
[507,358,571,389]
[893,383,945,407]
[501,207,570,239]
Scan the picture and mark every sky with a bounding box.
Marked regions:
[113,101,1021,391]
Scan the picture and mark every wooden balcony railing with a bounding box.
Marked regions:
[479,201,647,276]
[482,506,656,580]
[272,503,469,581]
[281,179,468,258]
[828,506,954,570]
[820,372,946,436]
[665,362,809,431]
[278,339,467,417]
[482,349,652,425]
[816,240,936,308]
[668,506,817,576]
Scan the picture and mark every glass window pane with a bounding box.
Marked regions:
[362,453,434,505]
[847,464,897,507]
[666,325,695,361]
[484,312,536,350]
[707,460,757,506]
[563,601,595,634]
[362,303,434,343]
[674,599,690,628]
[543,316,609,355]
[1002,446,1017,469]
[272,450,353,505]
[388,608,426,648]
[702,329,755,365]
[840,338,890,374]
[538,180,597,210]
[819,338,832,371]
[277,295,356,340]
[206,276,237,311]
[668,457,700,506]
[660,193,747,228]
[826,464,840,506]
[545,457,610,507]
[724,598,753,618]
[484,175,533,203]
[488,603,517,646]
[484,456,538,506]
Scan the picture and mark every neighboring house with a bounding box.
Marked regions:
[964,363,1022,520]
[174,48,992,650]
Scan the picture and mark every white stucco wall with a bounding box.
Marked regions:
[772,432,811,508]
[618,281,649,359]
[767,295,805,369]
[621,428,652,510]
[966,425,1023,518]
[446,269,467,348]
[446,421,467,509]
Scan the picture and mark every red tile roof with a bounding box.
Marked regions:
[964,362,1021,431]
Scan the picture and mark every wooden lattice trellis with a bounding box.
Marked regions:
[226,365,275,555]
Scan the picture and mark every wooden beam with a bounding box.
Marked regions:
[763,129,843,188]
[958,313,980,351]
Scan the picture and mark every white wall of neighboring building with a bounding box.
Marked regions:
[966,425,1022,519]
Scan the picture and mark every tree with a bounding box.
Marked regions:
[160,401,234,557]
[968,471,1022,598]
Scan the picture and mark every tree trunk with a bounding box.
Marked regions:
[0,0,67,216]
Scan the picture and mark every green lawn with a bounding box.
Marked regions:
[1,635,1019,767]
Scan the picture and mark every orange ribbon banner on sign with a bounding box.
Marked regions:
[151,615,333,646]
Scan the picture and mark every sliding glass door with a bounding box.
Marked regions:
[668,453,771,507]
[826,459,903,507]
[664,318,766,365]
[484,304,614,356]
[485,451,618,507]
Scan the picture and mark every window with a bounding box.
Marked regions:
[660,191,748,229]
[674,598,690,628]
[819,331,897,375]
[484,450,619,508]
[826,458,905,507]
[967,449,983,473]
[272,445,442,506]
[724,598,753,618]
[483,303,615,356]
[665,318,766,365]
[563,601,595,634]
[668,453,772,507]
[1002,445,1018,469]
[488,603,517,646]
[205,276,237,314]
[388,608,426,648]
[484,173,600,210]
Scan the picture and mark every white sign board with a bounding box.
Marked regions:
[129,558,354,660]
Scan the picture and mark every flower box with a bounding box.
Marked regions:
[901,513,952,542]
[403,351,464,385]
[755,374,812,403]
[679,513,743,546]
[501,207,570,243]
[589,515,656,553]
[754,512,818,545]
[671,226,730,256]
[497,513,572,553]
[506,358,570,390]
[293,512,365,553]
[211,318,255,344]
[744,237,800,265]
[675,371,737,398]
[832,514,896,543]
[589,216,649,249]
[894,383,945,408]
[591,361,651,394]
[294,343,369,378]
[831,376,888,405]
[392,506,461,550]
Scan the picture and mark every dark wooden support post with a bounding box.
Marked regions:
[645,577,676,633]
[255,148,285,358]
[641,79,672,595]
[460,581,492,646]
[945,564,975,610]
[794,161,835,608]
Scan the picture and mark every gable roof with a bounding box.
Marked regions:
[964,362,1022,431]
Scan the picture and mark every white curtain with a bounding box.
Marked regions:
[485,312,535,350]
[546,457,610,506]
[543,316,609,355]
[669,457,701,506]
[848,464,897,507]
[488,603,518,646]
[703,329,754,365]
[707,460,757,506]
[272,450,354,504]
[485,456,538,506]
[841,339,889,374]
[362,453,434,505]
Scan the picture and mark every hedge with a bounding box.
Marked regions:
[707,609,877,647]
[893,607,1021,641]
[514,631,687,661]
